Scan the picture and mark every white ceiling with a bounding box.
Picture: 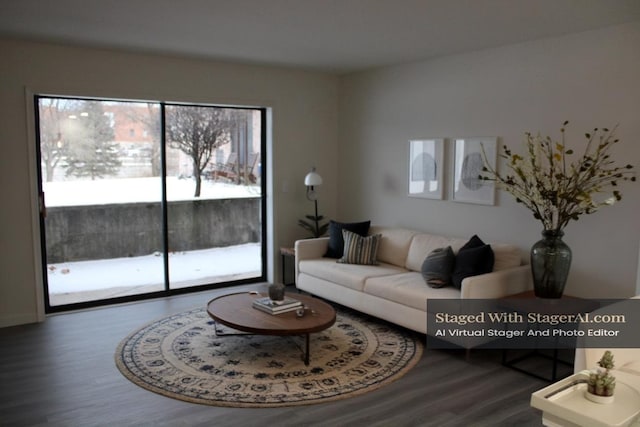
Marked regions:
[1,0,639,74]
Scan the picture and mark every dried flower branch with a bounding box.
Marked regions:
[481,122,635,232]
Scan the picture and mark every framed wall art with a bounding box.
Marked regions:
[408,138,444,200]
[452,137,497,205]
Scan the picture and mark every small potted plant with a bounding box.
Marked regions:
[586,350,616,404]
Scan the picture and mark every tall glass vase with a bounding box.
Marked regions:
[530,230,572,298]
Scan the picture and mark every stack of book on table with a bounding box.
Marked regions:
[252,296,302,315]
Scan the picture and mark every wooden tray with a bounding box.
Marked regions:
[530,370,640,427]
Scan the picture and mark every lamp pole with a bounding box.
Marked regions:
[313,197,319,237]
[304,167,324,238]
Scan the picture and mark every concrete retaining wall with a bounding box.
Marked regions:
[45,198,261,263]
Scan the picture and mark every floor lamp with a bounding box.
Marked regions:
[299,167,328,238]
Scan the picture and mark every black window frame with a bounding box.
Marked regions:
[34,94,268,313]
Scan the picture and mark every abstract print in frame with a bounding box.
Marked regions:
[452,137,497,205]
[408,139,444,200]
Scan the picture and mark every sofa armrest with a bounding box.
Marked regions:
[460,265,532,299]
[295,237,329,260]
[294,237,330,279]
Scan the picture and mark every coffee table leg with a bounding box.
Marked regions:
[304,333,310,366]
[212,320,250,337]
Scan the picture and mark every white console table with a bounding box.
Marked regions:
[531,370,640,427]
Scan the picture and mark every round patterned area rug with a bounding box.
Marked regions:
[115,306,423,407]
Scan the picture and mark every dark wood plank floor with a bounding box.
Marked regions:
[0,284,547,426]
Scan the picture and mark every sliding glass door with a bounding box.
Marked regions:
[164,104,263,289]
[36,96,265,311]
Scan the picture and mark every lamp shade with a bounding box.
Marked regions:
[304,168,323,187]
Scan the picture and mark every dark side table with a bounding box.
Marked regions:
[280,247,296,286]
[499,290,600,382]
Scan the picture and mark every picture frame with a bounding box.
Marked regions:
[452,137,497,205]
[408,138,444,200]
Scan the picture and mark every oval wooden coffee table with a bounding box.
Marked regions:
[206,291,336,365]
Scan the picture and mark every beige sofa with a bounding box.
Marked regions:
[295,226,532,343]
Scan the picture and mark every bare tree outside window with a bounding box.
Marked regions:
[165,105,231,197]
[38,98,68,182]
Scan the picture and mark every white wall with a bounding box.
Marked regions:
[338,22,640,298]
[0,39,339,327]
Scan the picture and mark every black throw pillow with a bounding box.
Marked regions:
[421,246,456,288]
[451,235,494,289]
[324,220,371,258]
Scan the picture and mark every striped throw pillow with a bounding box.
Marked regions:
[337,229,381,265]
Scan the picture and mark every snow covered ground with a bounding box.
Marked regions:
[43,176,260,206]
[47,243,262,305]
[47,243,261,293]
[43,177,262,305]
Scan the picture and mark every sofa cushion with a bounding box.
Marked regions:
[338,230,381,265]
[452,235,494,289]
[298,258,405,292]
[491,244,522,271]
[369,226,418,267]
[406,233,466,271]
[421,246,455,288]
[324,220,371,259]
[364,272,462,311]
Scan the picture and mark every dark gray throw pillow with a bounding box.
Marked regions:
[421,246,456,288]
[451,235,494,289]
[324,220,371,258]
